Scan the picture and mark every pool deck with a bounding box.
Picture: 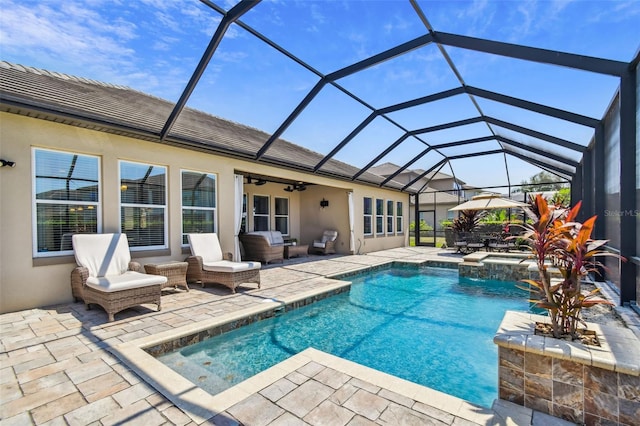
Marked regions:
[0,246,611,425]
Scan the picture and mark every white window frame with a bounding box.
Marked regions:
[274,196,290,236]
[375,198,384,235]
[119,160,168,251]
[396,201,404,234]
[180,169,217,246]
[386,199,394,235]
[253,194,270,231]
[363,197,373,236]
[32,148,102,257]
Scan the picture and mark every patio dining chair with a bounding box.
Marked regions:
[311,230,338,254]
[71,233,165,322]
[186,233,261,293]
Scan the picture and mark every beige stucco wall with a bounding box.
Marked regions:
[0,113,409,313]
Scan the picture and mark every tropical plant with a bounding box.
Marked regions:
[451,210,485,233]
[517,195,619,339]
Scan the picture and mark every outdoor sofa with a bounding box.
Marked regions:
[239,231,285,264]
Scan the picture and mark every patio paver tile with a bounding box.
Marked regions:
[329,382,359,406]
[313,367,351,390]
[277,380,334,418]
[65,358,112,385]
[378,402,446,425]
[296,361,325,378]
[345,414,377,425]
[0,380,76,419]
[159,405,193,426]
[260,378,298,402]
[378,388,414,408]
[304,399,355,426]
[342,388,389,421]
[1,379,22,403]
[30,391,86,425]
[411,400,456,424]
[112,382,157,407]
[0,411,33,426]
[63,397,121,426]
[270,412,309,426]
[20,371,70,395]
[226,393,285,426]
[75,371,129,403]
[99,399,166,426]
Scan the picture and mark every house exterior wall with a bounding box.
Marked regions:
[0,113,408,313]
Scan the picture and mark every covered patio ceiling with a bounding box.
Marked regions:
[154,0,637,194]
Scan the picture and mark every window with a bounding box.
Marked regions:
[396,202,404,233]
[386,200,394,234]
[33,148,100,256]
[363,197,372,235]
[274,197,289,235]
[120,161,167,250]
[181,170,216,245]
[376,198,384,234]
[253,195,269,231]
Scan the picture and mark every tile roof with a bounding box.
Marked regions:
[0,62,408,191]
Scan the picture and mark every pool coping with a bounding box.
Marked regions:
[112,279,357,423]
[110,260,525,424]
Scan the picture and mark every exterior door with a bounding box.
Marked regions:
[417,210,436,246]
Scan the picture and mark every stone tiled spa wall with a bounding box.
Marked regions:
[458,261,530,282]
[495,311,640,426]
[498,347,640,425]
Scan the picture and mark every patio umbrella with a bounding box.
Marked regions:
[449,193,529,211]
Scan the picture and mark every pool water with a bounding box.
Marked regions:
[157,266,529,408]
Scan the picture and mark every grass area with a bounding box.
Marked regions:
[409,236,447,247]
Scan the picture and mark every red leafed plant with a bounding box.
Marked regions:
[518,195,620,339]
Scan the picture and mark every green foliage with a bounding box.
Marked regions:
[514,171,569,193]
[451,210,484,232]
[518,195,618,339]
[409,220,433,232]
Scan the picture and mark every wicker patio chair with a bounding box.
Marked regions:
[71,233,165,322]
[311,230,338,254]
[186,233,261,293]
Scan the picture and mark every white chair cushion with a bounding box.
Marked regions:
[314,230,337,248]
[86,271,166,292]
[188,233,223,263]
[322,230,338,242]
[246,231,284,246]
[269,231,284,245]
[72,233,131,278]
[203,260,261,273]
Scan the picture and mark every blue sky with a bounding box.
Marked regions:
[1,0,639,189]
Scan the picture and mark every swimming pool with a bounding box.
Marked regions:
[157,265,529,408]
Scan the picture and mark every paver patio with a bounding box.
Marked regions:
[1,247,625,425]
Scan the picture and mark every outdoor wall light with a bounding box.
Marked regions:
[0,159,16,168]
[320,198,329,208]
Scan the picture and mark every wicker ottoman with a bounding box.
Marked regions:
[144,261,189,291]
[284,244,309,259]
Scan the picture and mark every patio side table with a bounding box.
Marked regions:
[144,261,189,292]
[284,244,309,259]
